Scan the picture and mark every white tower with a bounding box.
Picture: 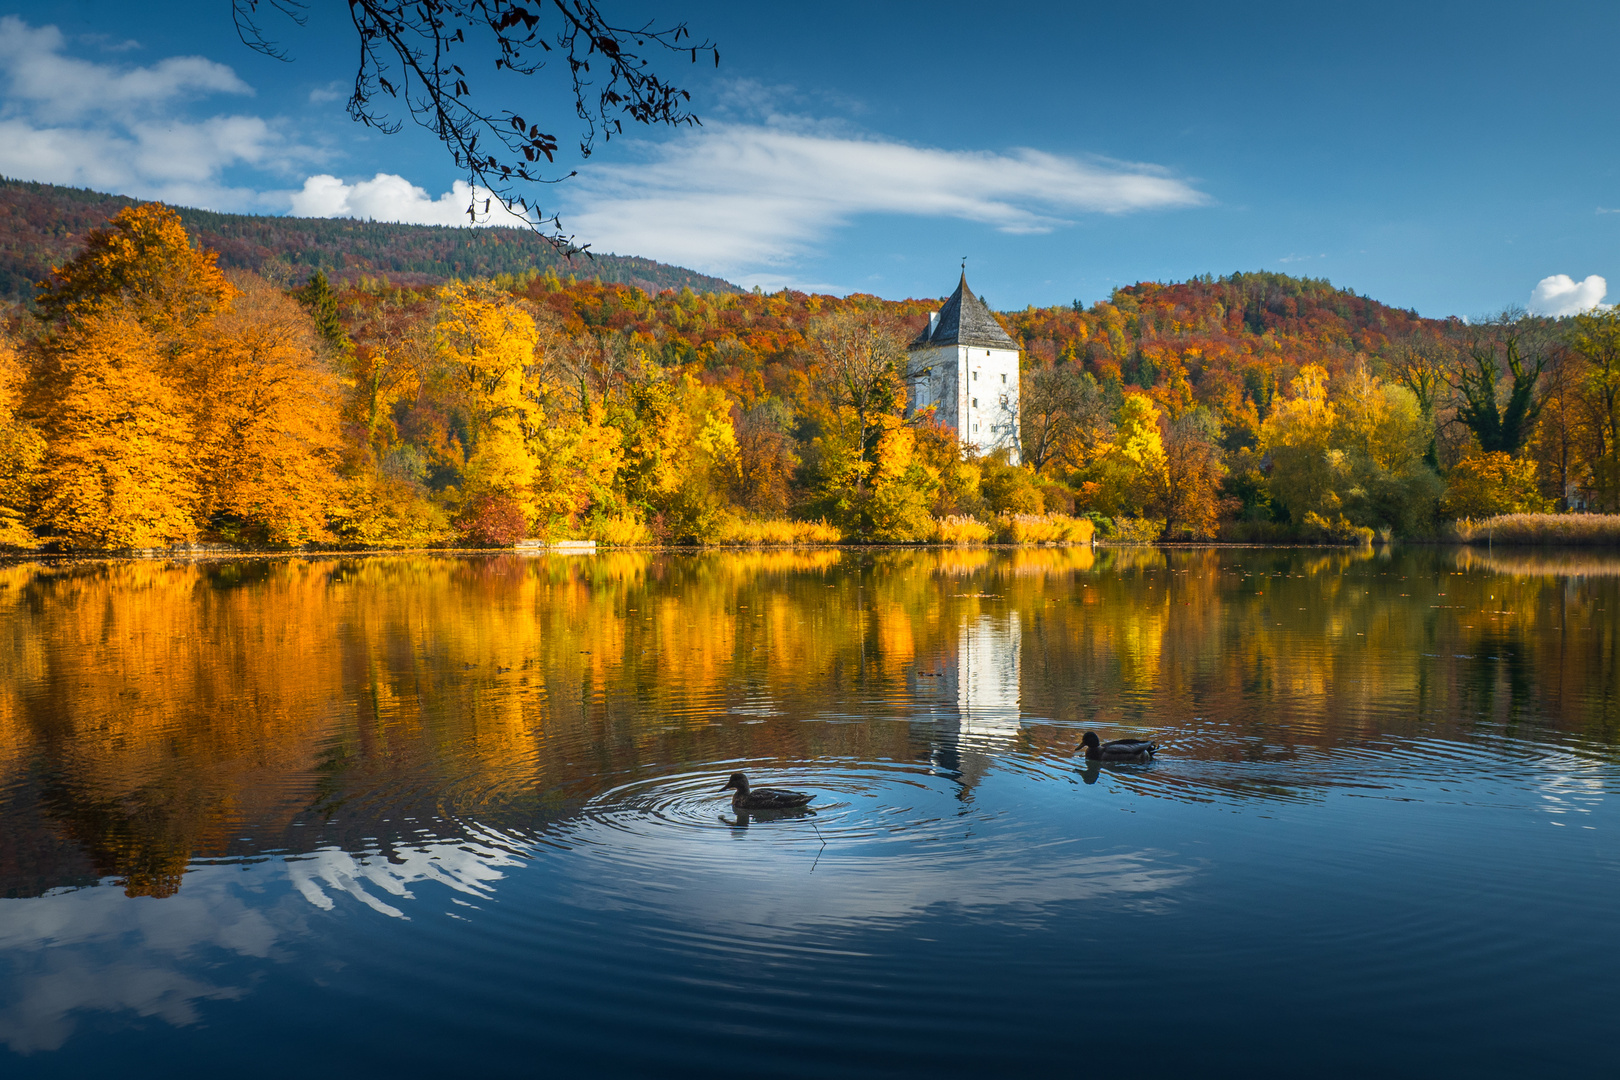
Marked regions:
[905,272,1021,463]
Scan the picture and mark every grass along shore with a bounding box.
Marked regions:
[1449,514,1620,546]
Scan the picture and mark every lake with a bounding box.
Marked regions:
[1,545,1617,1076]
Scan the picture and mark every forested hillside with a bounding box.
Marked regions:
[0,177,739,302]
[2,201,1616,552]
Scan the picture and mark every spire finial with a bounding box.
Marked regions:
[961,255,967,272]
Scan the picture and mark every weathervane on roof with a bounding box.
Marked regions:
[961,256,967,271]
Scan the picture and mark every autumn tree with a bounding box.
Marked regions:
[801,310,938,539]
[979,450,1045,514]
[1259,365,1341,528]
[1332,368,1441,535]
[1441,451,1551,519]
[1566,309,1620,509]
[1019,362,1108,475]
[36,204,234,338]
[1386,337,1450,467]
[28,310,197,548]
[25,203,237,548]
[732,399,798,517]
[532,400,627,536]
[1147,409,1229,540]
[1075,391,1165,520]
[435,281,542,528]
[0,332,43,547]
[618,372,739,542]
[809,309,910,468]
[176,276,345,543]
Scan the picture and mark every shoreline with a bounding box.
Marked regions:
[5,537,1619,564]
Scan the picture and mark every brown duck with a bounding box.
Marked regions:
[721,772,814,810]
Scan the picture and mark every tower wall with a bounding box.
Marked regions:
[906,345,1020,464]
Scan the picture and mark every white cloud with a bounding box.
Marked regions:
[288,173,528,227]
[561,121,1208,277]
[0,17,249,121]
[1528,273,1611,317]
[308,81,346,104]
[0,16,310,211]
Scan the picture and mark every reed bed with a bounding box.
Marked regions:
[588,514,653,546]
[1450,513,1620,546]
[713,518,842,546]
[931,515,994,544]
[994,513,1095,544]
[1110,517,1166,544]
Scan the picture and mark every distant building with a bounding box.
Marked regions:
[906,272,1021,463]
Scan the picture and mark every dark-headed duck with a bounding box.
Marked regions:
[721,772,814,810]
[1079,732,1159,763]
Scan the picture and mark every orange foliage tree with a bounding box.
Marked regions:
[28,310,198,547]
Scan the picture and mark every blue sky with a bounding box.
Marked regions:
[0,0,1615,316]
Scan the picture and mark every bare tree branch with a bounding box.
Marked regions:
[233,0,716,251]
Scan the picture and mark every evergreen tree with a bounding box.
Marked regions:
[295,270,350,353]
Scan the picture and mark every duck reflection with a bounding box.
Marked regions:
[720,804,817,832]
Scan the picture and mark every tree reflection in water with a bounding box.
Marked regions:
[0,545,1618,1067]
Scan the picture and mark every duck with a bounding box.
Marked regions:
[1079,731,1159,763]
[721,772,814,810]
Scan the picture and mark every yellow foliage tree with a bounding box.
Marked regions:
[1442,450,1551,519]
[865,423,938,541]
[435,282,541,524]
[1260,364,1343,524]
[1077,391,1166,518]
[621,372,739,541]
[30,311,197,548]
[532,399,626,535]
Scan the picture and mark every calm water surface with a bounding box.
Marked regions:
[1,545,1618,1076]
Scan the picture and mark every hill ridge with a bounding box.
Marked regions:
[0,176,741,302]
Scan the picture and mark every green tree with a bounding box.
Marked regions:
[295,270,351,354]
[1453,314,1550,456]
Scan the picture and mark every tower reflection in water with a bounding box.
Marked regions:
[912,612,1022,791]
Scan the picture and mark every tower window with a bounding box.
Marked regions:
[972,370,978,381]
[972,397,978,408]
[973,424,979,432]
[1001,373,1006,383]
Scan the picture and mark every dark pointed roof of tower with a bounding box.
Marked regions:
[910,272,1018,351]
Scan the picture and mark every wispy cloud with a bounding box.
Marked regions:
[308,81,346,105]
[0,16,313,211]
[559,119,1208,279]
[1528,273,1610,317]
